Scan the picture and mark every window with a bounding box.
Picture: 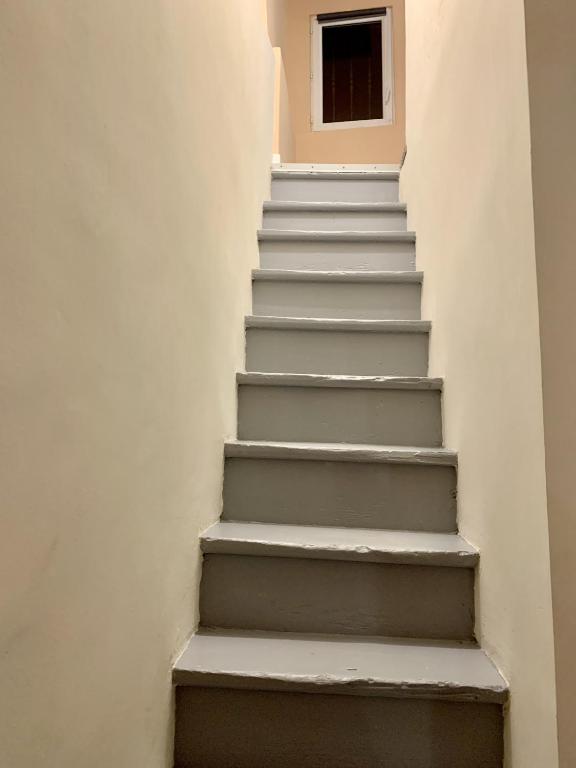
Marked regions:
[311,8,394,131]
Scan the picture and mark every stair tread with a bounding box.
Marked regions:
[201,522,477,566]
[225,440,457,466]
[246,316,430,332]
[252,269,422,283]
[264,200,407,212]
[237,372,442,390]
[272,169,400,180]
[258,229,415,242]
[173,631,508,703]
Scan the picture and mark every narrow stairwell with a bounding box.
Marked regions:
[173,167,509,768]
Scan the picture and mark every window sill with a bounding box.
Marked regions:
[312,118,393,132]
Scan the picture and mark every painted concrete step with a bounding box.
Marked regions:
[252,269,422,320]
[200,521,477,566]
[237,373,443,446]
[245,317,430,376]
[258,230,416,271]
[276,162,401,171]
[262,200,408,232]
[223,441,458,532]
[271,169,400,203]
[174,631,505,700]
[174,632,507,768]
[199,526,475,640]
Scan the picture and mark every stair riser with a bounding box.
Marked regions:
[200,555,474,640]
[246,328,429,376]
[175,688,504,768]
[259,239,415,271]
[271,177,399,203]
[223,458,457,532]
[252,280,421,320]
[237,386,442,446]
[262,210,407,231]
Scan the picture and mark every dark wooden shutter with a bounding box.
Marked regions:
[322,20,384,124]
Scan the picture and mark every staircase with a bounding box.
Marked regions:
[173,167,509,767]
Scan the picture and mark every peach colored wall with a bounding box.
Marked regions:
[525,1,576,765]
[282,0,405,164]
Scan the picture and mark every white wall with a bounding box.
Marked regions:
[0,2,274,766]
[401,2,558,766]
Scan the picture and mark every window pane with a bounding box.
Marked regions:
[322,21,383,124]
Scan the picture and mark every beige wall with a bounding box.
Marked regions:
[0,2,274,767]
[282,0,405,164]
[401,1,558,766]
[524,2,576,766]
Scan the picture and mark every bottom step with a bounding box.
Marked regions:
[174,632,507,768]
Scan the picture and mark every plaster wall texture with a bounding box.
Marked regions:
[0,1,274,766]
[281,0,406,164]
[273,48,295,162]
[401,1,558,766]
[524,1,576,765]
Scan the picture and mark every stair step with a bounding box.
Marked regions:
[252,269,422,320]
[246,316,429,332]
[258,230,416,242]
[262,200,408,232]
[225,440,457,465]
[237,372,442,389]
[200,537,474,640]
[174,633,507,767]
[258,230,415,271]
[201,521,477,567]
[245,317,430,376]
[271,169,400,203]
[237,373,443,446]
[253,268,422,282]
[223,441,457,533]
[174,631,507,702]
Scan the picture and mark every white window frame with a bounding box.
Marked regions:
[311,11,394,132]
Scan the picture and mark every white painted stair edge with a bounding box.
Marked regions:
[263,200,407,212]
[246,316,430,332]
[237,372,442,390]
[173,632,508,704]
[272,169,400,180]
[225,440,458,467]
[258,229,415,242]
[201,521,478,567]
[252,269,422,283]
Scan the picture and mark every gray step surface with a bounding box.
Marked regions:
[252,269,422,320]
[237,373,443,446]
[258,230,416,271]
[223,441,458,533]
[174,634,507,767]
[200,524,476,640]
[271,170,400,203]
[201,522,478,567]
[225,440,457,465]
[262,200,408,232]
[245,317,430,376]
[174,631,507,702]
[200,554,474,640]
